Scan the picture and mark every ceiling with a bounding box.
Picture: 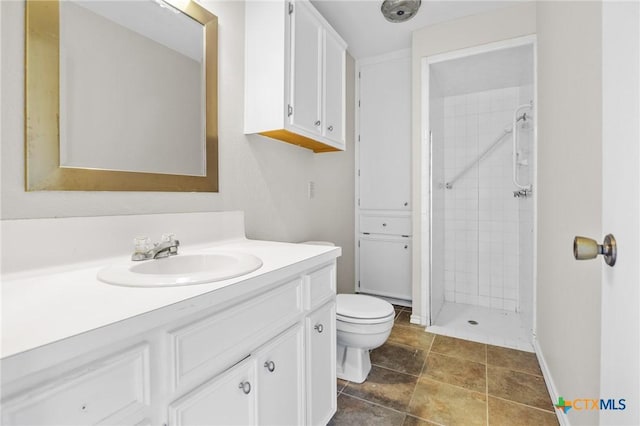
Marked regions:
[310,0,525,59]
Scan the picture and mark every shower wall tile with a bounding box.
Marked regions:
[441,86,531,313]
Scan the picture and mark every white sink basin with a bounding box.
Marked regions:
[97,253,263,287]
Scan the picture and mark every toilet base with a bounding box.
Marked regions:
[336,343,371,383]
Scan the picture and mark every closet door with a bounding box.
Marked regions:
[358,56,411,211]
[359,235,412,300]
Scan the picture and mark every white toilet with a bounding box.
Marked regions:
[336,293,395,383]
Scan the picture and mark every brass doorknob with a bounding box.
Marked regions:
[573,234,617,267]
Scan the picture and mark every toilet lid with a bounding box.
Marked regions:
[336,294,395,321]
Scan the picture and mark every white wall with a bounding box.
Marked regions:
[536,3,602,424]
[411,2,536,323]
[1,0,354,289]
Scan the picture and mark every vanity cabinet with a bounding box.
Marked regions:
[169,324,304,426]
[245,0,347,153]
[169,356,257,426]
[306,302,337,426]
[1,262,337,426]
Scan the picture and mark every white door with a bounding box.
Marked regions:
[359,236,412,300]
[256,325,304,426]
[322,30,345,146]
[358,55,412,211]
[600,3,639,424]
[168,357,257,426]
[306,302,336,426]
[289,0,322,136]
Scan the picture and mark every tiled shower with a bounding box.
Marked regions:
[428,42,535,349]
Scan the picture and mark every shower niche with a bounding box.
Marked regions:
[425,39,536,350]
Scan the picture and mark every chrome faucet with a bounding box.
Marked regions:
[132,234,180,261]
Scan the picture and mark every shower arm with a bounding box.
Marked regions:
[512,103,533,192]
[444,113,526,190]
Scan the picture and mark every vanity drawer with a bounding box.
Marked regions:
[1,345,149,426]
[305,264,336,310]
[360,215,411,236]
[169,279,303,389]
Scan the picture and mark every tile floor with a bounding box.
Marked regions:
[328,306,559,426]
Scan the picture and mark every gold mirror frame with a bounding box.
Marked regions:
[25,0,218,192]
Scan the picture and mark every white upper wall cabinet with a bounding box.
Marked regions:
[245,0,347,153]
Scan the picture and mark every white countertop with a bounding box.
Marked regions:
[1,238,340,359]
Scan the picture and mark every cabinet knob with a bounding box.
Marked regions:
[404,245,408,249]
[404,202,408,206]
[264,360,276,372]
[327,125,334,132]
[238,381,252,395]
[314,323,324,333]
[382,223,387,227]
[314,120,321,126]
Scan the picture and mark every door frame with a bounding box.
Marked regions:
[419,35,538,334]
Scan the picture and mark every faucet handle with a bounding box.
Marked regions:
[161,233,177,243]
[133,236,152,253]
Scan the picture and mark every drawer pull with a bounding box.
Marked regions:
[314,120,321,126]
[238,381,252,395]
[264,360,276,373]
[314,324,324,333]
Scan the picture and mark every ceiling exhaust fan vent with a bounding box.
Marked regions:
[381,0,421,23]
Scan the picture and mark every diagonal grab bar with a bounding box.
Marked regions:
[445,122,517,189]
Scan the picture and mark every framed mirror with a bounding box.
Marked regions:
[25,0,218,191]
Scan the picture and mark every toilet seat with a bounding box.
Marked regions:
[336,294,395,324]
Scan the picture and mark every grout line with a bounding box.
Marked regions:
[367,362,422,379]
[485,349,490,426]
[485,362,544,378]
[490,395,557,414]
[337,392,413,418]
[413,375,487,398]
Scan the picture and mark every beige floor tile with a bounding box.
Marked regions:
[408,377,487,426]
[387,325,435,351]
[423,352,486,393]
[488,396,559,425]
[487,365,554,411]
[371,342,427,376]
[430,334,487,363]
[402,415,439,426]
[487,345,543,376]
[343,365,418,412]
[328,394,406,426]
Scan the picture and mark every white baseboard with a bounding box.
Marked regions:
[410,314,424,326]
[533,337,570,426]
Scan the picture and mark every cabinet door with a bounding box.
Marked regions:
[358,55,411,210]
[322,30,345,146]
[306,302,337,426]
[168,357,256,426]
[289,0,322,136]
[256,324,304,426]
[359,236,412,300]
